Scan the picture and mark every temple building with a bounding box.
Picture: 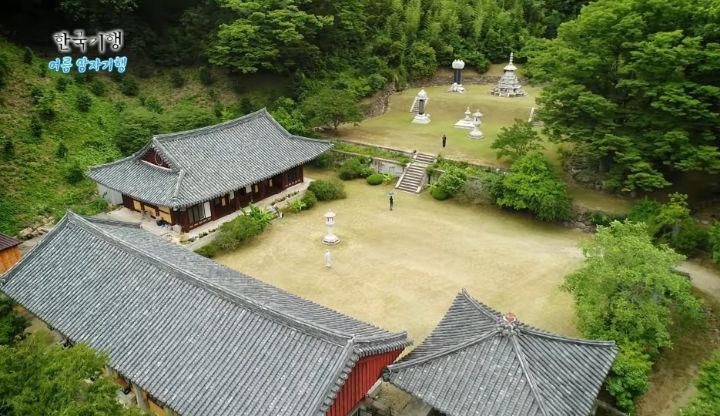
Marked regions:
[491,52,527,97]
[1,212,411,416]
[0,233,21,273]
[384,290,617,416]
[88,109,332,232]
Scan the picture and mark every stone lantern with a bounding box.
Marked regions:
[468,109,484,139]
[411,89,431,124]
[322,210,340,245]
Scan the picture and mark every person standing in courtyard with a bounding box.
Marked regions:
[442,134,447,148]
[389,192,394,211]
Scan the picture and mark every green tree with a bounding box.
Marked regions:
[497,152,572,221]
[709,222,720,265]
[0,297,28,346]
[301,88,363,130]
[681,350,720,416]
[209,0,332,74]
[524,0,720,193]
[75,91,93,112]
[113,109,161,155]
[0,331,142,416]
[435,166,468,197]
[491,119,543,161]
[564,221,705,412]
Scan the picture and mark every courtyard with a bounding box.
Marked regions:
[333,81,633,214]
[215,168,587,345]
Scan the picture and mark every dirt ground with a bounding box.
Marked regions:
[216,168,586,346]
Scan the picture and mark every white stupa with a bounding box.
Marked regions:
[491,52,526,97]
[454,107,475,129]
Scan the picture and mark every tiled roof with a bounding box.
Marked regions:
[87,109,332,208]
[1,212,410,416]
[0,233,21,251]
[384,290,617,416]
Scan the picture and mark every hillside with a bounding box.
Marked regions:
[0,38,290,235]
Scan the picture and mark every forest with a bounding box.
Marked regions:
[0,0,719,415]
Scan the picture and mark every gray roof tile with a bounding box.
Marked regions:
[1,212,410,416]
[384,290,617,416]
[87,109,332,208]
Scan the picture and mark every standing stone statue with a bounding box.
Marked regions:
[324,249,332,268]
[411,89,431,124]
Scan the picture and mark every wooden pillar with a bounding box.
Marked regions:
[133,383,149,411]
[281,171,288,190]
[299,165,304,182]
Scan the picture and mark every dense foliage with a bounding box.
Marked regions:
[0,331,142,416]
[433,166,469,199]
[490,119,543,161]
[307,179,347,201]
[0,298,28,346]
[196,205,274,257]
[366,173,384,186]
[564,221,705,413]
[497,152,572,221]
[709,222,720,265]
[680,350,720,416]
[525,0,720,193]
[338,157,373,180]
[627,194,708,256]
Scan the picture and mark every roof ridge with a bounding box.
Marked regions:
[460,289,503,322]
[151,138,183,170]
[64,212,357,347]
[314,338,359,415]
[87,141,154,172]
[288,134,333,145]
[520,327,617,347]
[154,108,272,142]
[81,216,142,229]
[386,328,500,371]
[510,335,550,416]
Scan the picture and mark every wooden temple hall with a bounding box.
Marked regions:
[87,109,332,231]
[0,212,411,416]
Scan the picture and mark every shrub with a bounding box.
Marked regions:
[113,109,161,155]
[169,70,185,88]
[30,115,42,138]
[114,101,126,113]
[681,350,720,415]
[56,142,68,158]
[710,222,720,264]
[56,77,70,92]
[120,76,139,96]
[435,166,468,197]
[89,79,107,96]
[36,62,46,78]
[2,139,14,160]
[23,47,33,64]
[479,171,506,200]
[211,208,271,252]
[65,163,85,184]
[301,190,317,209]
[366,173,384,185]
[288,199,306,213]
[310,152,334,169]
[195,244,217,258]
[240,96,254,114]
[456,178,491,205]
[339,157,372,180]
[165,103,215,131]
[498,152,572,222]
[583,210,625,227]
[75,91,92,112]
[670,221,708,256]
[308,179,346,201]
[627,198,661,225]
[73,71,93,84]
[143,96,163,114]
[430,186,449,200]
[199,66,213,85]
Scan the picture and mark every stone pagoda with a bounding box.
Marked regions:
[490,52,526,98]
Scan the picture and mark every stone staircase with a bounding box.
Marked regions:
[395,152,437,193]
